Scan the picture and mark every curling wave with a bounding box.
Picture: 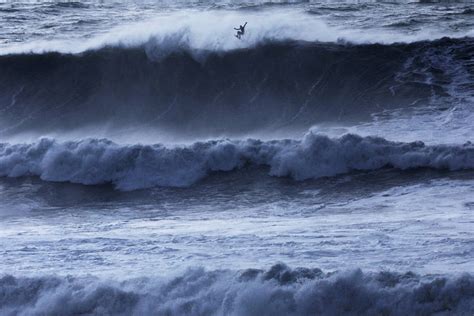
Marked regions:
[1,133,473,190]
[1,264,473,315]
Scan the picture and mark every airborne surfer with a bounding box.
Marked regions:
[234,22,247,39]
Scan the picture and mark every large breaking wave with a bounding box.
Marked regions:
[1,264,473,316]
[1,37,472,137]
[3,8,472,56]
[1,132,473,190]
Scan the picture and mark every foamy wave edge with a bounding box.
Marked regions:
[2,9,473,56]
[1,133,473,190]
[1,264,473,315]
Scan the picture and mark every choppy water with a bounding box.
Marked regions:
[1,1,474,315]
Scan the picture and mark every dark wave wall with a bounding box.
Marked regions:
[0,37,472,136]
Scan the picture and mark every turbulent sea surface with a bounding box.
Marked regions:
[1,1,474,315]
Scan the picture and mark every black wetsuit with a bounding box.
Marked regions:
[234,22,247,39]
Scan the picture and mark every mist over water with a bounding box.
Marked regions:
[1,1,474,315]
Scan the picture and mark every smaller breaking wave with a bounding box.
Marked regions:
[1,133,473,190]
[1,264,473,316]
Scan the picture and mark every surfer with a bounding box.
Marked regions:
[234,22,247,39]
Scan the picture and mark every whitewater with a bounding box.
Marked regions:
[1,1,474,315]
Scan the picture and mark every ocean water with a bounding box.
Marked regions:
[1,1,474,315]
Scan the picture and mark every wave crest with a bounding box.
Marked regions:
[1,264,473,315]
[1,133,473,190]
[3,8,471,57]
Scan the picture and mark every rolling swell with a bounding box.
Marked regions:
[1,37,472,136]
[1,264,473,316]
[1,132,474,190]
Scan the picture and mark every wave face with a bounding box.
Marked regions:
[1,37,472,137]
[1,264,473,316]
[1,133,473,190]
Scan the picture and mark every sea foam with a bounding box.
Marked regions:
[1,9,471,56]
[1,264,473,316]
[1,133,473,190]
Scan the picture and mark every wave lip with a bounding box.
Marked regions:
[1,264,473,315]
[2,7,474,57]
[1,133,473,190]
